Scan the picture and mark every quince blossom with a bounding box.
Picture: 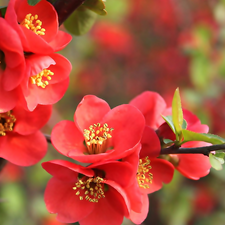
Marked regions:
[42,159,139,225]
[51,95,145,164]
[130,91,211,180]
[5,0,72,54]
[0,104,52,166]
[20,53,71,111]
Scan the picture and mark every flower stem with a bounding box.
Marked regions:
[160,143,225,156]
[44,133,51,144]
[0,158,7,172]
[44,133,225,156]
[53,0,85,25]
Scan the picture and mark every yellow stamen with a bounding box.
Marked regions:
[30,69,54,88]
[73,176,105,203]
[0,111,16,136]
[83,123,113,154]
[137,156,153,189]
[21,13,45,35]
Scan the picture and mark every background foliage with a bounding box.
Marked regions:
[1,0,225,224]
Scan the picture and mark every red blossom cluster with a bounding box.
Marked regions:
[0,0,71,166]
[42,92,211,225]
[0,1,216,224]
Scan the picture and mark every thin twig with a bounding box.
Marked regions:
[0,158,7,173]
[160,144,225,156]
[44,134,51,144]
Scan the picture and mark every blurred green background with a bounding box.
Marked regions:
[1,0,225,224]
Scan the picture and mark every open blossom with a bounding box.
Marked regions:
[124,126,174,224]
[0,104,52,166]
[51,95,145,163]
[42,159,139,225]
[130,91,211,180]
[19,53,71,111]
[0,17,25,112]
[5,0,72,54]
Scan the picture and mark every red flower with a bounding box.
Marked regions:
[0,104,52,166]
[123,126,174,224]
[130,91,211,180]
[51,95,145,163]
[42,159,138,224]
[0,18,25,112]
[129,91,167,130]
[5,0,72,54]
[19,53,71,111]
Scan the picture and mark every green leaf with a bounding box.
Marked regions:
[214,152,225,161]
[190,56,212,89]
[172,88,183,141]
[64,5,97,36]
[182,130,225,145]
[209,153,223,170]
[182,119,187,129]
[83,0,107,16]
[27,0,41,6]
[163,139,174,144]
[161,115,176,134]
[0,6,7,18]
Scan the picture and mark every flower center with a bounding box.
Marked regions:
[21,13,45,36]
[0,111,16,136]
[137,156,153,189]
[83,123,114,154]
[73,176,105,203]
[30,69,54,88]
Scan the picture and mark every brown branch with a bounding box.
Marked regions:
[44,133,225,156]
[0,158,7,173]
[53,0,86,26]
[160,144,225,156]
[44,133,51,144]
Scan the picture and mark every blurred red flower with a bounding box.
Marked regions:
[42,159,139,224]
[5,0,71,54]
[0,104,52,166]
[91,21,135,56]
[51,95,145,163]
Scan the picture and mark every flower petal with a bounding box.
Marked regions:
[129,91,167,129]
[129,194,149,225]
[0,131,47,166]
[13,104,52,135]
[44,177,95,223]
[140,126,161,158]
[74,95,111,131]
[176,154,211,180]
[140,158,174,194]
[51,120,86,157]
[42,160,94,182]
[80,180,130,225]
[49,30,72,52]
[103,104,145,158]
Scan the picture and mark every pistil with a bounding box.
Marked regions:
[0,111,16,136]
[137,156,153,189]
[83,123,113,154]
[21,13,45,35]
[30,69,54,88]
[73,176,105,203]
